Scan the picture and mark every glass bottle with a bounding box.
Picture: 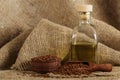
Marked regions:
[71,5,98,63]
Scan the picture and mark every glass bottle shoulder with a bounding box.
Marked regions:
[72,23,98,44]
[73,23,96,34]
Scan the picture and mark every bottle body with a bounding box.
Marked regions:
[71,12,98,63]
[71,41,97,63]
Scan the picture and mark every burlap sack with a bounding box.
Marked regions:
[91,18,120,51]
[11,19,120,70]
[1,0,78,29]
[0,26,22,48]
[72,0,120,30]
[11,19,73,70]
[88,0,120,30]
[1,0,120,51]
[0,29,32,69]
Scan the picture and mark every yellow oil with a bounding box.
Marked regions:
[71,42,97,63]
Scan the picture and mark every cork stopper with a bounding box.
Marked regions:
[75,4,93,12]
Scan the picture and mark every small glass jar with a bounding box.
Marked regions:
[71,5,98,63]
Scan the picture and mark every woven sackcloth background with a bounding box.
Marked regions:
[0,67,120,80]
[0,0,120,79]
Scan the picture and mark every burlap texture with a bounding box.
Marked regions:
[91,18,120,51]
[0,0,78,29]
[0,26,22,48]
[12,19,73,70]
[73,0,120,30]
[11,19,120,70]
[0,67,120,79]
[0,0,120,51]
[87,0,120,30]
[0,0,119,79]
[0,29,32,69]
[97,43,120,65]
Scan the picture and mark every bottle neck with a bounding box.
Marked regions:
[78,12,91,25]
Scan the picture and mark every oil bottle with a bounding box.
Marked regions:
[71,5,98,63]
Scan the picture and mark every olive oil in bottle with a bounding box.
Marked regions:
[71,42,97,63]
[71,4,98,63]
